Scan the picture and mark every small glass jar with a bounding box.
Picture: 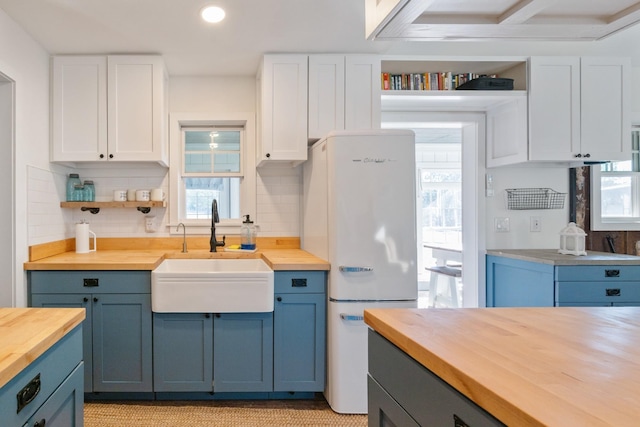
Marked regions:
[73,183,85,202]
[66,173,81,201]
[83,180,95,202]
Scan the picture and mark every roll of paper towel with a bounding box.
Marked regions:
[76,222,97,253]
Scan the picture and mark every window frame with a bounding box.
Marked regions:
[169,112,256,235]
[590,127,640,230]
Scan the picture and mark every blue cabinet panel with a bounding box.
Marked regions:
[273,292,325,392]
[486,256,554,307]
[153,313,213,392]
[93,293,153,392]
[213,312,274,392]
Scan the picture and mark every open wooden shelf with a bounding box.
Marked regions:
[60,201,166,214]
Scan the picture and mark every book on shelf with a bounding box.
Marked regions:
[381,72,498,91]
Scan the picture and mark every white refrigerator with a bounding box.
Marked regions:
[302,129,417,414]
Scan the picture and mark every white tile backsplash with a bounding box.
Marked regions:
[27,164,302,244]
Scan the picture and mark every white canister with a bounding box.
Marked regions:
[76,222,97,254]
[150,188,165,201]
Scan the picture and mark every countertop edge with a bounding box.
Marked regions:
[0,308,85,389]
[486,249,640,265]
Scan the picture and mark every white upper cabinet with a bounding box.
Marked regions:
[51,55,168,165]
[308,54,381,141]
[308,55,345,141]
[257,54,381,166]
[256,55,309,166]
[528,56,630,163]
[344,55,381,132]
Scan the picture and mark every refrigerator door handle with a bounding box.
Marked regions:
[340,313,364,321]
[339,266,373,273]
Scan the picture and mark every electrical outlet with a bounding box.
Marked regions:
[494,217,510,232]
[145,216,157,233]
[530,216,541,232]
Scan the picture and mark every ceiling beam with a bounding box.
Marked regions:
[498,0,560,24]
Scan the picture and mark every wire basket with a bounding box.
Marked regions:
[505,188,566,210]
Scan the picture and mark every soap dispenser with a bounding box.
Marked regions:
[241,214,256,250]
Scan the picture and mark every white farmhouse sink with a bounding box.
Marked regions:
[151,259,274,313]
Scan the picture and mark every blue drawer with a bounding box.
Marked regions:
[30,271,150,294]
[274,271,326,294]
[556,281,640,304]
[555,265,640,282]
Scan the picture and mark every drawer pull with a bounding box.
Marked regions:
[292,278,307,287]
[606,288,621,297]
[605,269,620,278]
[17,373,41,413]
[34,420,46,427]
[83,278,99,287]
[454,414,470,427]
[340,313,364,321]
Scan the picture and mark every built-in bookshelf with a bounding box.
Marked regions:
[382,71,498,91]
[379,57,528,111]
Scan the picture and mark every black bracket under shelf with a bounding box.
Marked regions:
[80,207,101,214]
[137,207,151,214]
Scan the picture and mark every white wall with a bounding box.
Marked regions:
[0,8,52,306]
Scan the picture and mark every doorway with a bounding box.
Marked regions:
[382,112,486,308]
[0,72,15,307]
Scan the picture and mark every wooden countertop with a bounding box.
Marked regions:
[0,308,85,389]
[486,248,640,265]
[23,249,330,271]
[365,307,640,426]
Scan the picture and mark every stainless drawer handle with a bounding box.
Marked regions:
[605,269,620,278]
[339,266,373,273]
[340,313,364,321]
[606,288,621,297]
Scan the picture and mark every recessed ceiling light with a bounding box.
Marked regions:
[201,6,225,23]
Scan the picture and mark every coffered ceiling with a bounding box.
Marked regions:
[366,0,640,41]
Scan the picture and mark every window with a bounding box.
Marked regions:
[591,128,640,230]
[169,113,256,233]
[183,128,241,220]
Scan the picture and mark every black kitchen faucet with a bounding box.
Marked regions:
[210,199,226,252]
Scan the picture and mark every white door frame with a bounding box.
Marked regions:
[0,71,16,307]
[382,111,486,307]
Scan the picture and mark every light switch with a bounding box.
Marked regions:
[494,217,510,232]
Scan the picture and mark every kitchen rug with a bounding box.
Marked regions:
[84,399,367,427]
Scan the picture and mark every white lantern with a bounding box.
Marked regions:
[558,222,587,256]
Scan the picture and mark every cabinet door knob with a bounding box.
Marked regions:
[83,297,89,303]
[34,419,46,427]
[93,297,98,303]
[574,153,582,158]
[99,154,104,159]
[205,314,210,318]
[215,313,221,318]
[109,154,114,159]
[584,153,591,158]
[266,153,271,158]
[276,296,282,302]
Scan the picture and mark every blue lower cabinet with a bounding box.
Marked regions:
[28,271,153,393]
[487,256,640,307]
[0,326,84,427]
[273,271,326,392]
[213,312,274,392]
[153,313,213,392]
[153,312,274,393]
